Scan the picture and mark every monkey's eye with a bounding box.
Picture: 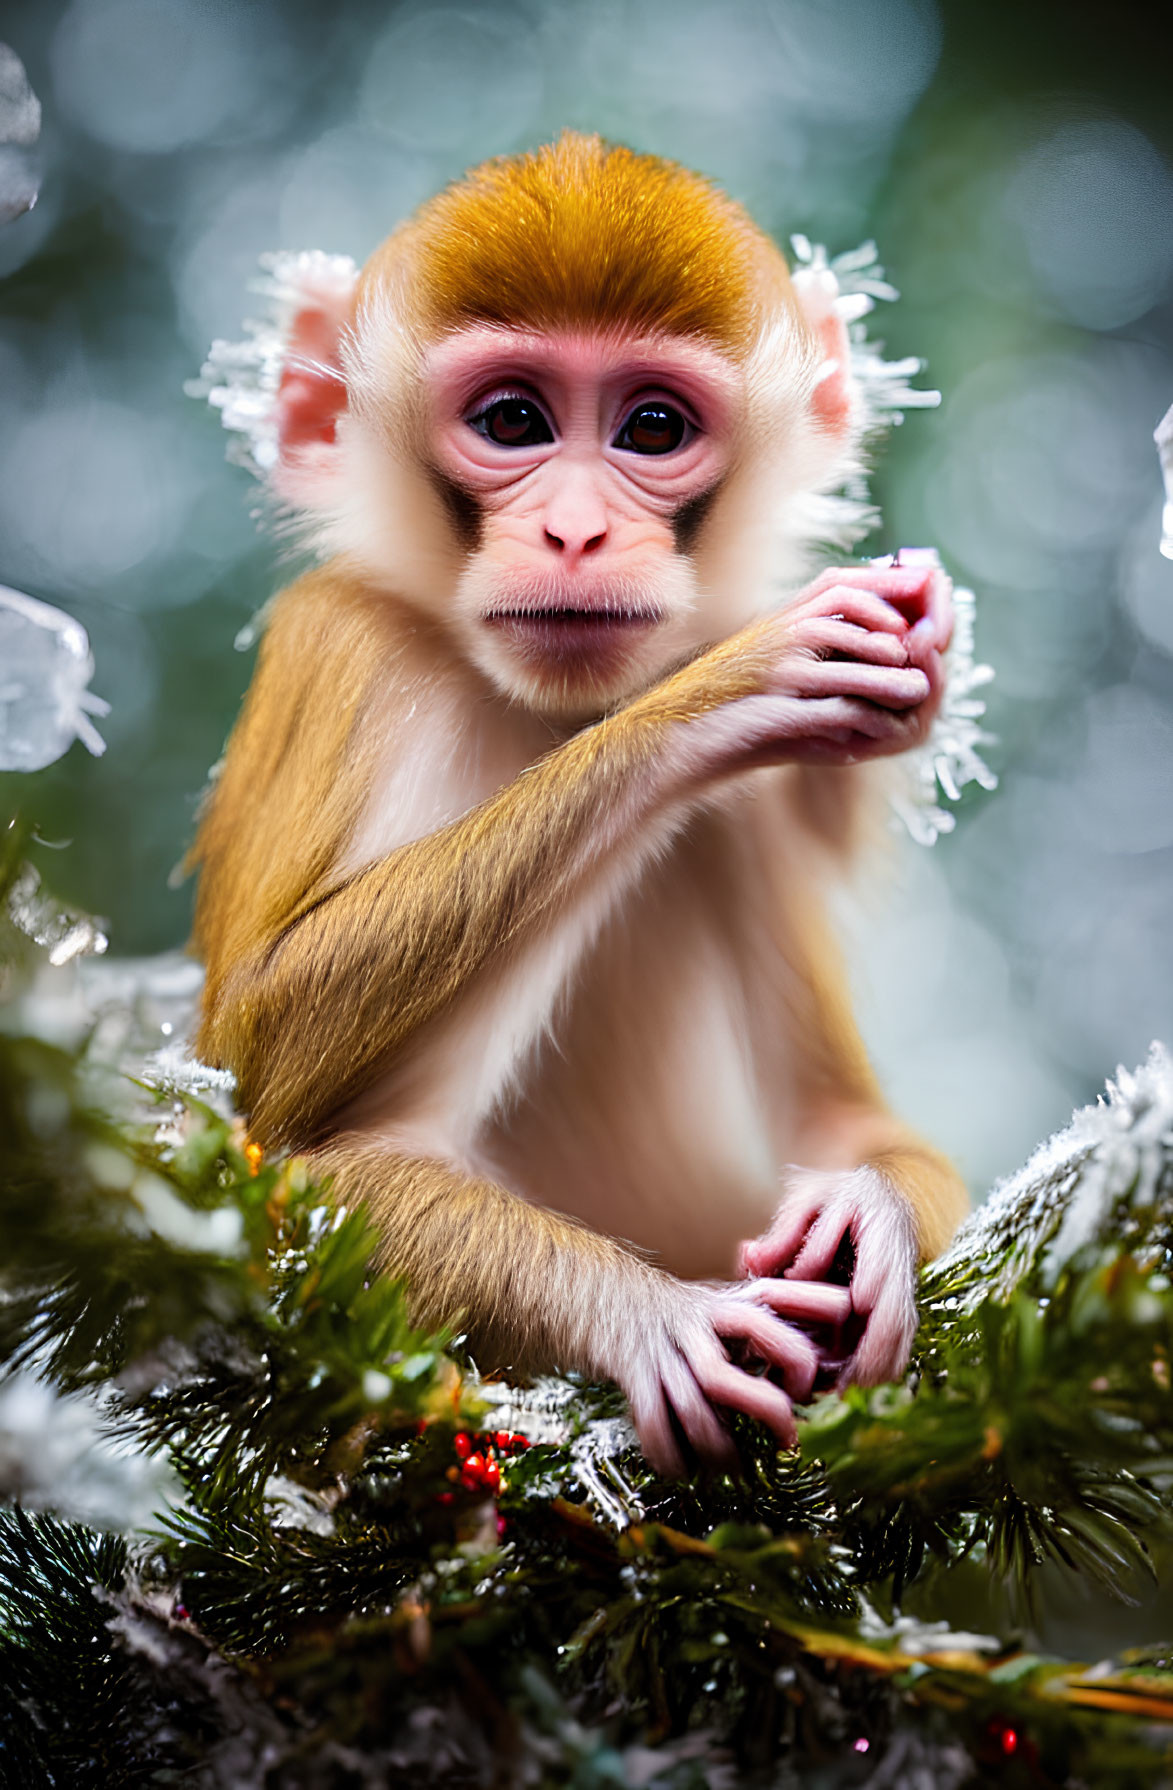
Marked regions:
[467,396,554,448]
[612,403,689,455]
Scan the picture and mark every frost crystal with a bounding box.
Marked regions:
[7,863,107,964]
[476,1376,644,1526]
[0,1371,178,1532]
[929,1041,1173,1310]
[889,581,998,846]
[0,584,109,771]
[789,242,997,844]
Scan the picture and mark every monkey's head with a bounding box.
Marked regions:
[271,133,865,723]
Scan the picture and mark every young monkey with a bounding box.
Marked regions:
[191,133,968,1476]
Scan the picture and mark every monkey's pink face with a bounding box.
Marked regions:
[426,327,742,720]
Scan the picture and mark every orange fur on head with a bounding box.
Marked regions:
[358,131,799,354]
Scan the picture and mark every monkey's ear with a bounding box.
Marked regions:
[790,257,856,437]
[788,238,941,449]
[276,291,352,457]
[188,250,358,489]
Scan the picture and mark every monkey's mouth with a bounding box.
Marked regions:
[484,606,662,671]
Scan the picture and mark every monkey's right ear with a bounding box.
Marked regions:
[187,249,358,491]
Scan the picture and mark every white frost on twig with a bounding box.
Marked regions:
[930,1041,1173,1309]
[0,1372,179,1532]
[475,1375,644,1527]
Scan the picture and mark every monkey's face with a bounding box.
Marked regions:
[424,327,743,722]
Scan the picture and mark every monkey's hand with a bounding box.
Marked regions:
[737,1167,919,1389]
[622,1276,852,1477]
[715,552,954,770]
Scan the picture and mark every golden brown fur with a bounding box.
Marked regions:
[359,132,798,354]
[191,135,968,1468]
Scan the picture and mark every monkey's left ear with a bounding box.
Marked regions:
[187,249,358,490]
[789,238,940,444]
[792,256,856,436]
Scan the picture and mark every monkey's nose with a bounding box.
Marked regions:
[543,526,607,556]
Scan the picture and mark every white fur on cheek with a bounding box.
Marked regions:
[692,307,871,624]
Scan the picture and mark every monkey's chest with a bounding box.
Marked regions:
[481,811,806,1279]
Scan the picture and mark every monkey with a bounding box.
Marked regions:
[190,133,969,1477]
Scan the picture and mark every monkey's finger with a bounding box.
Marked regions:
[898,553,954,652]
[799,587,911,635]
[629,1382,688,1478]
[805,696,927,740]
[784,1205,854,1282]
[850,1220,913,1319]
[808,565,939,619]
[798,620,912,666]
[739,1191,823,1275]
[697,1359,799,1449]
[743,1279,852,1323]
[791,660,930,709]
[661,1352,740,1469]
[742,1190,826,1270]
[841,1293,918,1388]
[712,1306,819,1400]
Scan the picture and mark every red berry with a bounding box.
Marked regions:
[484,1460,501,1492]
[453,1432,472,1460]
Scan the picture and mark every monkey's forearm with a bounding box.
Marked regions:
[863,1137,968,1259]
[311,1138,669,1377]
[201,631,773,1146]
[314,1138,832,1470]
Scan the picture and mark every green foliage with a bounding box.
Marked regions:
[5,898,1173,1782]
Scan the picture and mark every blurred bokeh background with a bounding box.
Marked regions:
[1,0,1172,1200]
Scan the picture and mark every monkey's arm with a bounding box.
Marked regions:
[197,577,931,1151]
[317,1138,853,1477]
[739,905,969,1384]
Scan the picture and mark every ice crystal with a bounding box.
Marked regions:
[1156,401,1173,560]
[0,584,109,771]
[7,862,107,965]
